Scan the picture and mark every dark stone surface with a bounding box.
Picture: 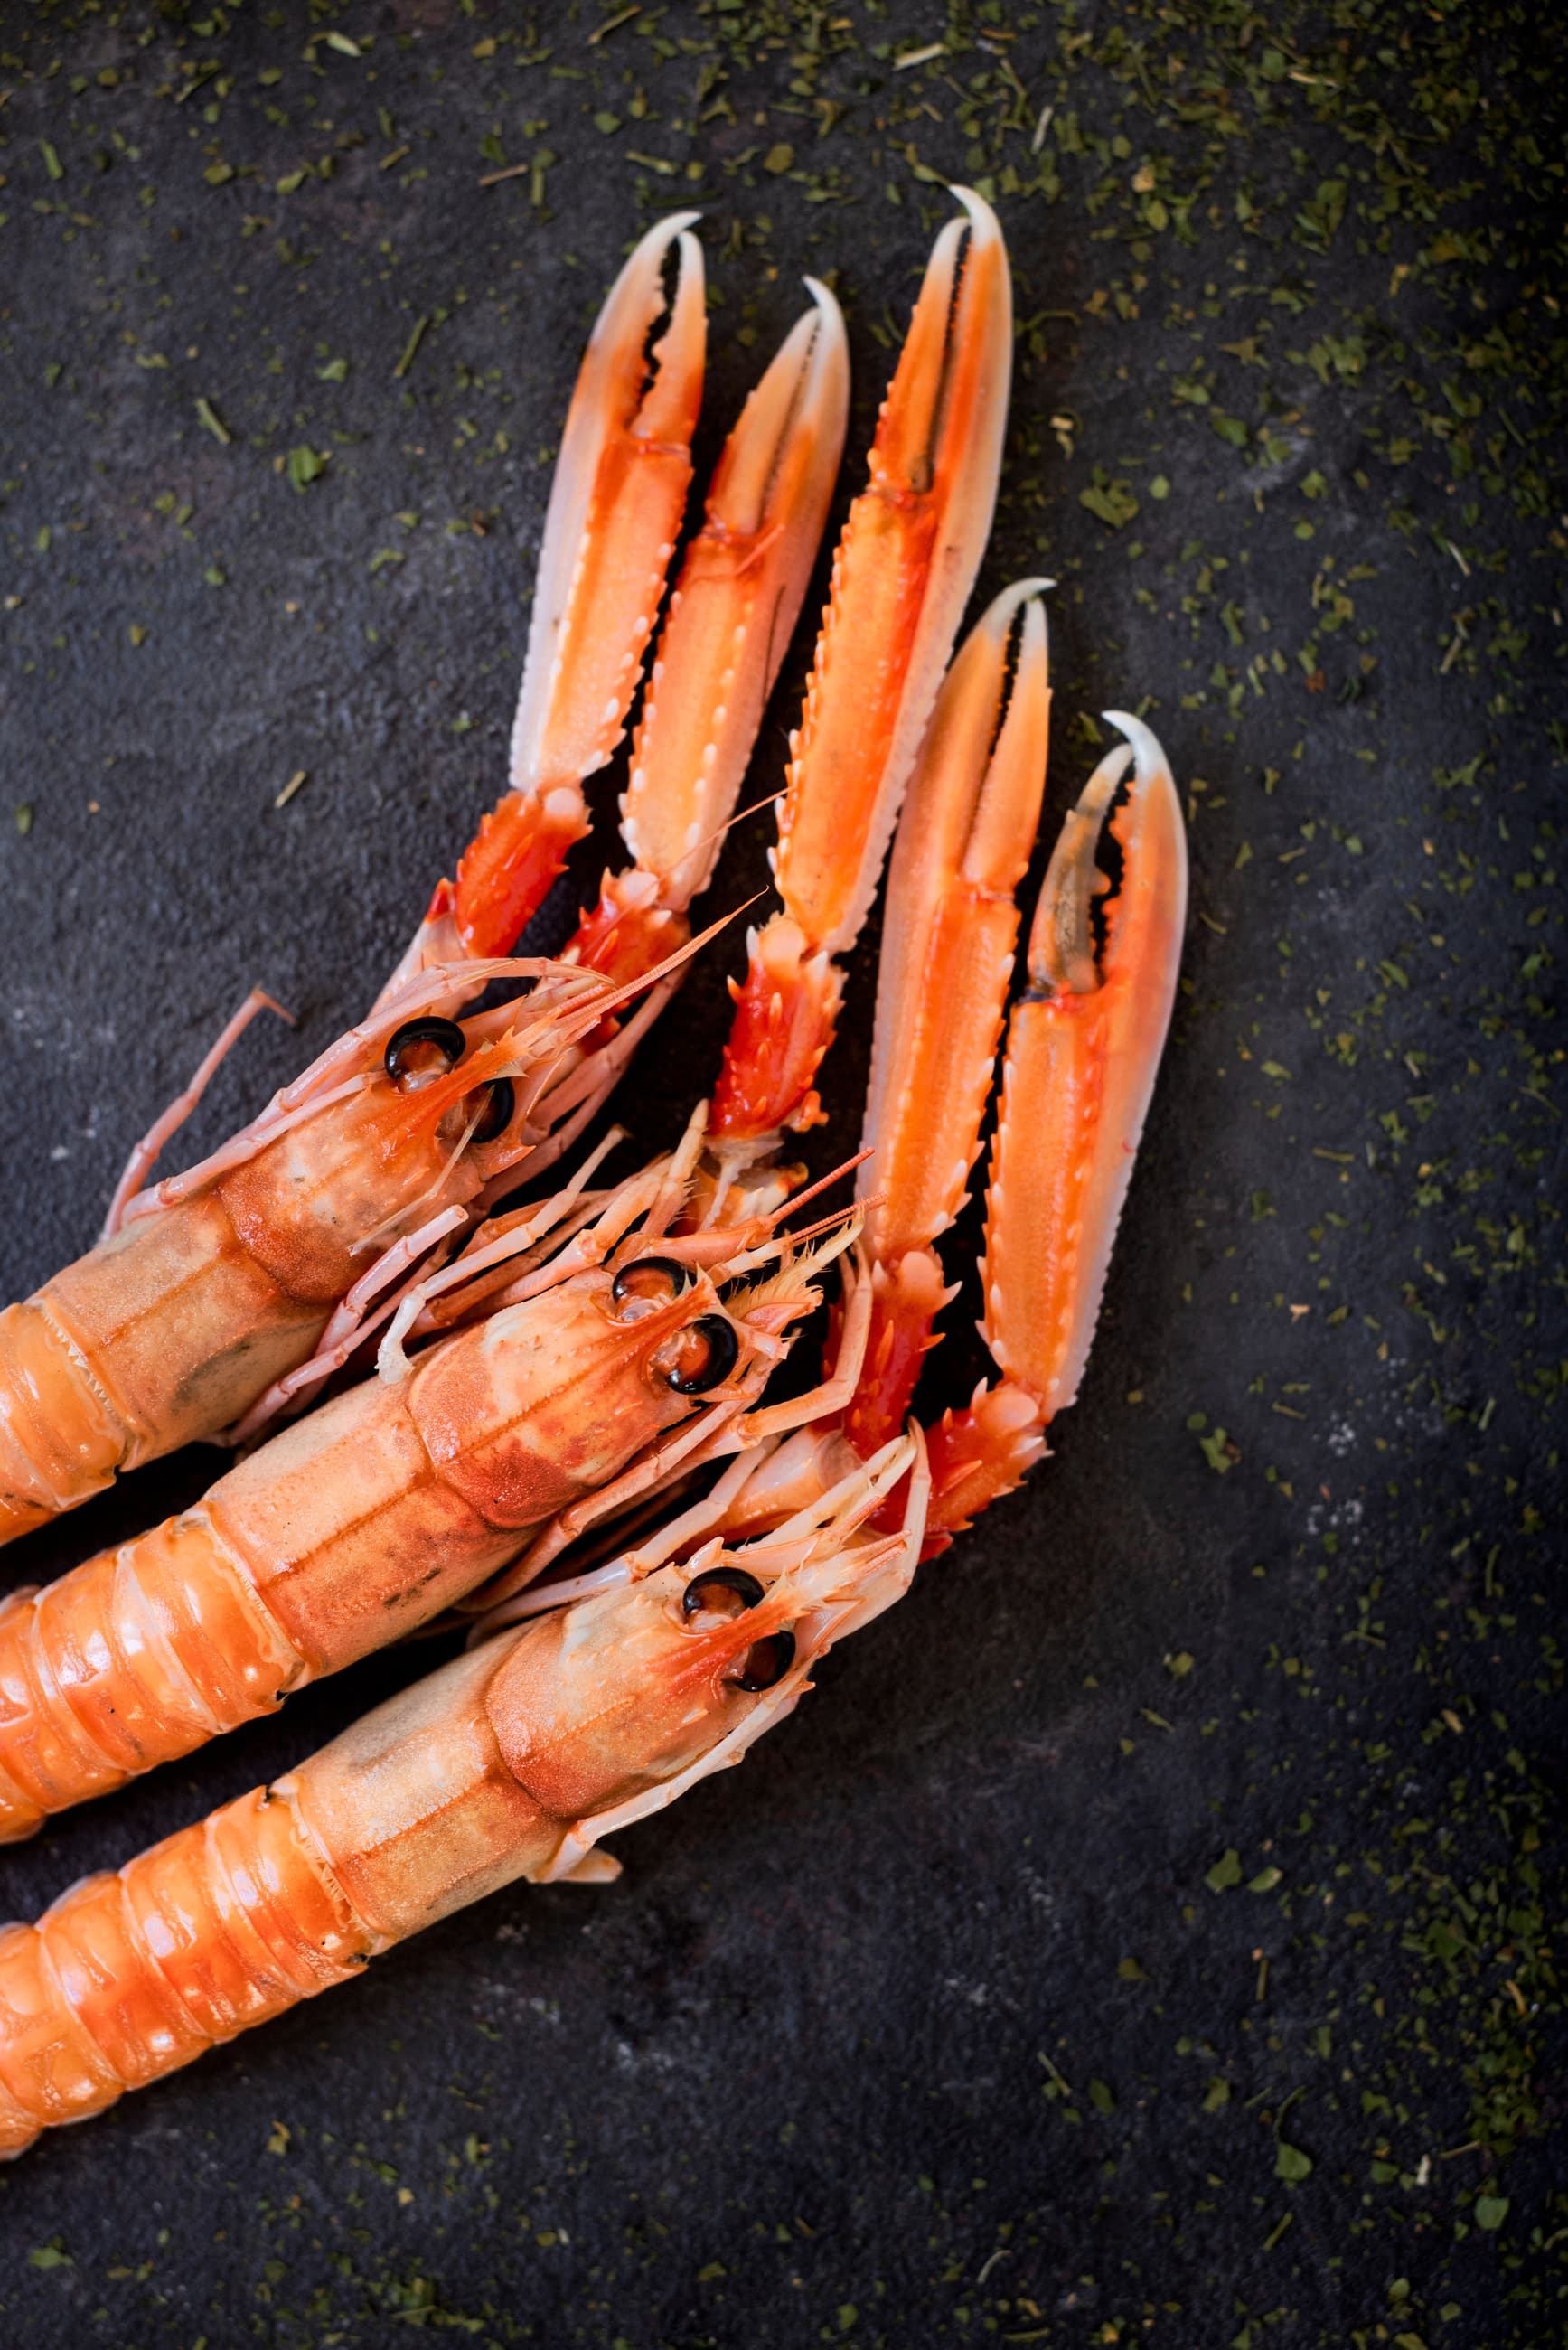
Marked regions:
[0,4,1563,2345]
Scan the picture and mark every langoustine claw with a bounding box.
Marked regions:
[709,188,1013,1146]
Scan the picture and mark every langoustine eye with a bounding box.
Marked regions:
[610,1255,692,1317]
[681,1565,764,1618]
[384,1015,467,1089]
[465,1076,514,1143]
[652,1314,739,1396]
[681,1566,796,1693]
[732,1629,795,1692]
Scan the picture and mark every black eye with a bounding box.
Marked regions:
[680,1568,793,1691]
[735,1628,796,1693]
[385,1016,466,1090]
[659,1313,739,1396]
[681,1565,765,1620]
[611,1255,692,1310]
[466,1077,514,1144]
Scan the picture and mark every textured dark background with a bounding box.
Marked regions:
[0,3,1563,2345]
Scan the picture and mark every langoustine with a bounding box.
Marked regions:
[0,1437,925,2159]
[0,217,848,1545]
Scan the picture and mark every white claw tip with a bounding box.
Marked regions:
[1101,710,1169,784]
[980,577,1053,634]
[798,276,849,373]
[948,183,1002,240]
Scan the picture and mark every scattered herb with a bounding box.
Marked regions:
[393,315,430,381]
[286,445,328,492]
[1079,469,1139,529]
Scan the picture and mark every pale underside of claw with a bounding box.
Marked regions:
[772,187,1014,962]
[509,212,707,800]
[622,279,850,911]
[979,711,1188,1415]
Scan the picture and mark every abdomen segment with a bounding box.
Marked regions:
[0,1785,373,2157]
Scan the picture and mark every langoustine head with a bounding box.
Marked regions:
[484,1429,928,1881]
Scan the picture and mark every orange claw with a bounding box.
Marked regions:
[710,916,842,1136]
[711,190,1013,1143]
[978,712,1188,1416]
[842,1253,951,1458]
[859,580,1052,1262]
[775,189,1013,958]
[454,786,594,961]
[922,1380,1049,1549]
[840,579,1052,1454]
[922,713,1188,1538]
[383,214,707,991]
[567,871,689,993]
[553,280,850,1066]
[506,211,706,804]
[622,278,850,911]
[557,871,689,1054]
